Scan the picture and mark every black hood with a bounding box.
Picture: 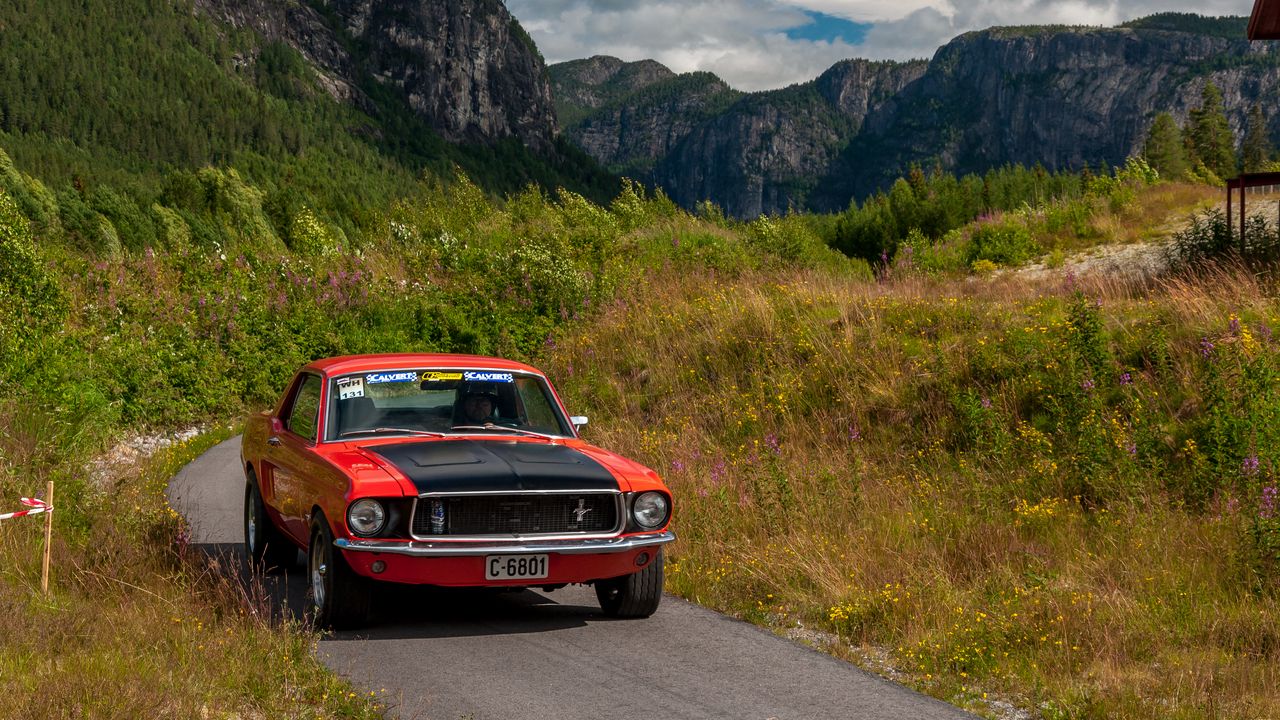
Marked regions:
[366,440,619,494]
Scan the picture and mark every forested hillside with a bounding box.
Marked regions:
[0,0,614,251]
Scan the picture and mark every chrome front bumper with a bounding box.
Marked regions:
[334,531,676,557]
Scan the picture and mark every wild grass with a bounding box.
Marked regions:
[0,418,384,718]
[545,262,1280,719]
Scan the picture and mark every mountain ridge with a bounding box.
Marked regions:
[550,13,1277,217]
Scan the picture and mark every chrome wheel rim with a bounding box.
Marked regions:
[310,539,326,610]
[245,494,257,554]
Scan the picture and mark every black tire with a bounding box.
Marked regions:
[244,471,297,572]
[308,513,372,630]
[595,549,664,618]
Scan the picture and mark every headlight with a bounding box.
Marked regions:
[631,491,670,530]
[347,498,386,537]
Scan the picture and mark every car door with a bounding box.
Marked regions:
[270,372,325,544]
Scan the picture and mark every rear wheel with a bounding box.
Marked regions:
[244,471,297,572]
[595,550,664,618]
[308,513,372,629]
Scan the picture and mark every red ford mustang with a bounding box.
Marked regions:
[240,353,675,628]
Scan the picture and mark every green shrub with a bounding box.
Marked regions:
[0,190,66,355]
[966,220,1039,267]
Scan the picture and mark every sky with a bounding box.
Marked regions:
[506,1,1258,91]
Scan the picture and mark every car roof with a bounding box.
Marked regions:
[304,353,546,377]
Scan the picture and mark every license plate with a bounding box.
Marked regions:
[485,554,549,580]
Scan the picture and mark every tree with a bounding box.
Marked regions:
[1185,82,1237,179]
[1142,112,1189,179]
[1241,104,1273,173]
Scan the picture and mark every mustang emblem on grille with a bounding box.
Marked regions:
[571,498,592,524]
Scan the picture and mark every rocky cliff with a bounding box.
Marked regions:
[554,15,1280,216]
[818,21,1280,206]
[195,0,558,152]
[552,57,922,217]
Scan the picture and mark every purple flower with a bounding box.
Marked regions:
[764,434,781,456]
[1081,378,1095,391]
[1243,455,1261,477]
[1260,323,1275,345]
[1230,315,1241,334]
[1126,442,1137,457]
[711,460,727,482]
[1200,337,1215,359]
[1064,270,1078,293]
[1261,486,1278,520]
[848,425,862,442]
[671,459,685,472]
[981,396,992,409]
[1119,372,1132,386]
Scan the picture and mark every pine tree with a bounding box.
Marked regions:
[1142,112,1189,179]
[1186,82,1238,179]
[1242,104,1273,173]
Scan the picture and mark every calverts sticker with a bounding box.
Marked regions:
[464,371,514,383]
[366,371,419,384]
[421,371,464,382]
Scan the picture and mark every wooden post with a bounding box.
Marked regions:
[1241,183,1248,255]
[41,480,53,596]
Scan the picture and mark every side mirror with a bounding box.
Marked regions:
[570,416,589,431]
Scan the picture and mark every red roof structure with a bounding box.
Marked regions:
[1249,0,1280,40]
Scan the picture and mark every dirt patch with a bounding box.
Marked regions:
[88,426,207,488]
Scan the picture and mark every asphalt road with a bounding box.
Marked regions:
[168,436,977,720]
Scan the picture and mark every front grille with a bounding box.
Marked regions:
[412,493,619,538]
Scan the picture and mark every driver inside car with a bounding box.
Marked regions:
[458,392,499,424]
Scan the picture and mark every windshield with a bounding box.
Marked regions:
[324,369,573,441]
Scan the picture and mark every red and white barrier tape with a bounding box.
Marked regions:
[0,497,52,522]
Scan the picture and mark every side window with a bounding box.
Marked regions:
[515,378,565,435]
[285,374,322,443]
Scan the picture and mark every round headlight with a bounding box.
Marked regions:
[631,491,670,530]
[347,499,386,537]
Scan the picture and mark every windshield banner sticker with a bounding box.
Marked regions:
[421,371,464,382]
[464,371,514,383]
[366,371,419,384]
[336,377,365,400]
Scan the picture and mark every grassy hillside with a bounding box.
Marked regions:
[547,250,1280,719]
[0,126,1265,718]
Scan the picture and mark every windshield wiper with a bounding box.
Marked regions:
[449,425,560,440]
[338,427,447,439]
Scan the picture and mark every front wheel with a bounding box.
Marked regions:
[244,472,297,572]
[308,514,372,630]
[595,550,664,618]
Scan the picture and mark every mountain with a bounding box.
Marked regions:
[551,14,1280,217]
[0,0,613,239]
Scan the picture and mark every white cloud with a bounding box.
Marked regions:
[507,0,1257,90]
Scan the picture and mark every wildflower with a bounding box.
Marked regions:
[671,459,685,472]
[1243,455,1261,477]
[1119,372,1132,386]
[1230,314,1241,335]
[1126,442,1137,457]
[711,459,727,482]
[1261,486,1278,520]
[1200,337,1215,359]
[981,397,992,409]
[848,425,862,442]
[1081,378,1094,391]
[764,434,781,456]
